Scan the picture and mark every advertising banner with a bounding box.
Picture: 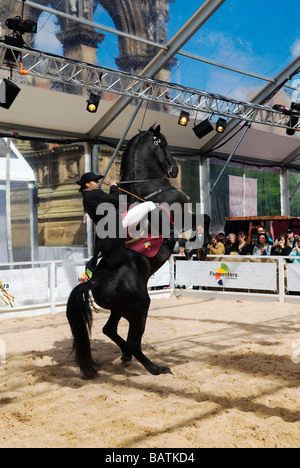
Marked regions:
[0,267,49,309]
[56,265,85,299]
[287,263,300,292]
[148,261,170,288]
[176,260,277,291]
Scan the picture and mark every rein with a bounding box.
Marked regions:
[118,178,165,185]
[117,184,174,202]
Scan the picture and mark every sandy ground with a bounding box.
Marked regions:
[0,295,300,448]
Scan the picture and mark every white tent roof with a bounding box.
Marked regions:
[0,0,299,168]
[0,138,36,182]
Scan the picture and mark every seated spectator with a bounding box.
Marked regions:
[225,233,238,255]
[217,232,226,244]
[271,234,292,256]
[252,232,272,256]
[286,228,295,249]
[257,226,273,245]
[237,231,251,255]
[289,235,300,263]
[207,234,225,255]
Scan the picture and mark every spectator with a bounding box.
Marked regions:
[237,231,251,255]
[252,232,272,256]
[207,234,225,255]
[289,235,300,263]
[286,229,295,249]
[271,234,292,256]
[173,238,186,254]
[217,232,226,244]
[225,233,238,255]
[257,226,273,245]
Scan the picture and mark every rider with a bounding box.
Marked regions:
[77,172,156,276]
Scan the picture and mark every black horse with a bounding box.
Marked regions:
[66,125,210,379]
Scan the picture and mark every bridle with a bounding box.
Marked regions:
[153,135,175,179]
[117,133,176,201]
[119,133,175,185]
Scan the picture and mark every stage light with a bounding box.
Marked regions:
[178,111,190,126]
[273,103,300,136]
[192,118,213,139]
[216,117,226,133]
[286,115,299,136]
[272,104,291,115]
[86,93,100,113]
[291,102,300,112]
[5,17,37,35]
[3,35,24,63]
[0,78,21,110]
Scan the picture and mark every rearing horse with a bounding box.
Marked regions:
[66,125,210,379]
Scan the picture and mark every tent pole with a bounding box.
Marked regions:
[99,99,143,187]
[210,122,251,194]
[6,138,13,263]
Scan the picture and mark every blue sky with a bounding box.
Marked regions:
[33,0,300,101]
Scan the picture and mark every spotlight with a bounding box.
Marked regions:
[5,17,37,35]
[272,103,300,135]
[286,115,299,136]
[86,93,100,113]
[272,104,291,115]
[3,35,24,63]
[0,78,21,110]
[178,111,190,126]
[192,118,213,139]
[291,102,300,112]
[216,117,226,133]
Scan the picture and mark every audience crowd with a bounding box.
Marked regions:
[205,227,299,261]
[175,226,299,262]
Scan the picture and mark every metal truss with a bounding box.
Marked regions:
[0,41,299,131]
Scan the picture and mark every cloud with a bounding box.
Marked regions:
[291,40,300,59]
[34,13,63,55]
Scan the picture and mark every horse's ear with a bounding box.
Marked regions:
[154,125,161,136]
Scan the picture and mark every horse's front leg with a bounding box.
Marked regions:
[102,312,132,362]
[126,310,172,375]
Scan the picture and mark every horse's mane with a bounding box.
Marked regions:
[120,126,163,178]
[120,130,148,176]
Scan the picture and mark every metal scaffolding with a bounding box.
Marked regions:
[0,40,299,134]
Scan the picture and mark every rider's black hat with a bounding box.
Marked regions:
[76,172,104,186]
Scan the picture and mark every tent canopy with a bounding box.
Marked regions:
[0,0,299,168]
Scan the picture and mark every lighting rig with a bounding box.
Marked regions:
[0,0,37,109]
[272,102,300,135]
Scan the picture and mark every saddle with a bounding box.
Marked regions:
[125,233,164,257]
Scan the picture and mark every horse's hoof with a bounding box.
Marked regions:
[121,353,132,363]
[82,368,98,380]
[158,366,173,375]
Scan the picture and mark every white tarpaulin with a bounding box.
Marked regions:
[229,175,257,217]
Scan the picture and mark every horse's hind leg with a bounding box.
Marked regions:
[102,312,132,363]
[126,311,172,375]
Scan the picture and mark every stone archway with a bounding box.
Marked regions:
[2,0,172,77]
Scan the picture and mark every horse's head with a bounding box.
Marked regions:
[148,125,178,179]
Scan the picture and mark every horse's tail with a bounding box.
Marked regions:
[66,282,97,379]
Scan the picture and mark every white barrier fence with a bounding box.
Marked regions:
[0,255,299,319]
